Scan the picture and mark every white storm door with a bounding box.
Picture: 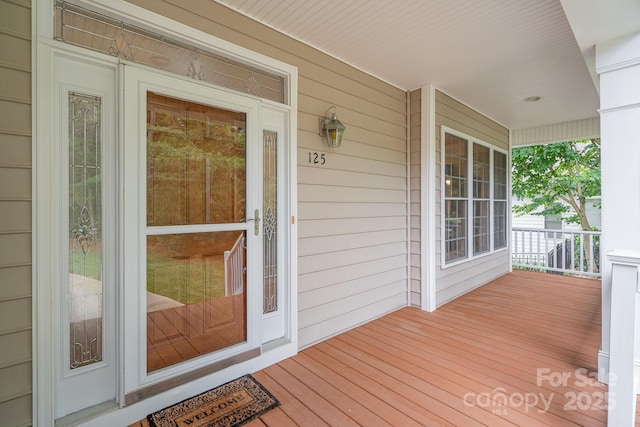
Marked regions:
[122,66,263,397]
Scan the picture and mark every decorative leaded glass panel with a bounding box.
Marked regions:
[54,1,285,103]
[263,130,278,314]
[68,92,103,369]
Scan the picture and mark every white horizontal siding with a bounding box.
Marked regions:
[297,142,406,176]
[0,361,31,403]
[299,280,406,329]
[298,254,406,293]
[298,216,406,239]
[511,117,600,147]
[299,167,406,190]
[0,234,30,268]
[0,395,30,426]
[298,242,407,275]
[512,214,545,229]
[298,268,406,310]
[298,183,406,203]
[409,89,422,307]
[0,167,30,200]
[298,202,405,220]
[0,0,31,424]
[0,201,30,231]
[0,265,30,301]
[435,100,509,150]
[0,330,31,369]
[299,229,406,256]
[298,292,407,348]
[512,197,601,231]
[434,91,510,305]
[436,253,508,305]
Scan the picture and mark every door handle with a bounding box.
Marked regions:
[245,209,260,236]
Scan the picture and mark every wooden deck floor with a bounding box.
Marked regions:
[132,270,640,426]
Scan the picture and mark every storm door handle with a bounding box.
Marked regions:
[244,209,261,236]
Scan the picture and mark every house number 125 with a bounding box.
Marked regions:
[308,152,326,165]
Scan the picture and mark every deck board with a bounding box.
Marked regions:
[131,270,640,426]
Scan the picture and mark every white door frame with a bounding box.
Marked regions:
[34,0,298,424]
[121,65,264,397]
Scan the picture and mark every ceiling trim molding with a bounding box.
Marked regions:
[510,117,600,147]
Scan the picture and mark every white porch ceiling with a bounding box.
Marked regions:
[214,0,640,131]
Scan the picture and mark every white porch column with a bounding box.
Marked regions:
[607,251,640,426]
[597,32,640,383]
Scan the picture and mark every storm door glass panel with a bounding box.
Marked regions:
[263,131,278,314]
[147,92,246,226]
[146,92,248,372]
[68,92,103,369]
[146,232,247,372]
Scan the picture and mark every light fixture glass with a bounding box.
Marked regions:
[320,106,345,148]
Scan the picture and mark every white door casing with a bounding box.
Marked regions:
[46,53,294,419]
[36,1,298,423]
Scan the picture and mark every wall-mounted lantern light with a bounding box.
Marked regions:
[319,106,345,148]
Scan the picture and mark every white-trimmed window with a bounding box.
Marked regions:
[493,151,508,249]
[444,133,468,263]
[442,128,508,264]
[473,143,490,255]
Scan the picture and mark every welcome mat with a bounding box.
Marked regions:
[147,374,280,427]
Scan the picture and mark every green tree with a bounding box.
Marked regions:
[512,139,600,271]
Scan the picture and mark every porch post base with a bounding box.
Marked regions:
[606,251,640,426]
[597,350,640,392]
[598,350,609,384]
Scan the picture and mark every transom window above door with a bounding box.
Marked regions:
[54,1,285,103]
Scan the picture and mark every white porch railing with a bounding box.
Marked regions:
[224,233,245,296]
[512,227,601,277]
